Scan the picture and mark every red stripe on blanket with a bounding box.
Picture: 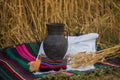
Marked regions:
[16,45,35,61]
[40,65,66,69]
[106,59,120,65]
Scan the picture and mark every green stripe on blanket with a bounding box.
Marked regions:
[25,42,40,57]
[0,67,13,80]
[5,47,29,70]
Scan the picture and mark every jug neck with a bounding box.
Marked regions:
[46,23,65,35]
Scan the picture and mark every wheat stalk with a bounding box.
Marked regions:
[69,45,120,68]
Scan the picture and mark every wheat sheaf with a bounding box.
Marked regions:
[68,45,120,68]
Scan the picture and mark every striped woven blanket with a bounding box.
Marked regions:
[0,42,40,80]
[0,42,120,80]
[40,57,67,72]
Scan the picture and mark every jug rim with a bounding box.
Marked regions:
[46,23,65,27]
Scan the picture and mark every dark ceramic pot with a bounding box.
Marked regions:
[43,23,68,59]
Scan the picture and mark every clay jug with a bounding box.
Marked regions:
[43,23,68,59]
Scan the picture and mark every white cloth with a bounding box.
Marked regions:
[36,33,99,71]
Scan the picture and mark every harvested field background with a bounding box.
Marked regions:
[0,0,120,48]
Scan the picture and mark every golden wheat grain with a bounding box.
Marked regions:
[69,45,120,68]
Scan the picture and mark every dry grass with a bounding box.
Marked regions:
[0,0,120,48]
[69,44,120,68]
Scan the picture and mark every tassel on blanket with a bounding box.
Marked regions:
[28,60,41,72]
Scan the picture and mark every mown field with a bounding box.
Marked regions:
[0,0,120,48]
[0,0,120,79]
